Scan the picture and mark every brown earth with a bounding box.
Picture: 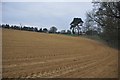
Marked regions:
[2,29,118,78]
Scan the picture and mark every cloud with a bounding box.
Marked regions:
[2,2,93,30]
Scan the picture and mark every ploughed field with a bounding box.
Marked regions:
[2,29,118,78]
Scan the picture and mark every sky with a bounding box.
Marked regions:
[2,2,93,31]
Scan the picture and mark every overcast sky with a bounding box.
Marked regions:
[2,2,93,31]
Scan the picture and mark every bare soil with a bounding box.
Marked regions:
[2,29,118,78]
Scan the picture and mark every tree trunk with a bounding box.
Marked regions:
[72,28,75,34]
[77,26,80,35]
[77,28,79,35]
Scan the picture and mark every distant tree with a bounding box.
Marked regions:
[70,18,83,35]
[13,25,21,30]
[6,24,10,29]
[29,27,34,31]
[61,30,66,34]
[34,27,38,32]
[22,26,29,31]
[43,28,48,33]
[2,24,6,28]
[57,31,61,34]
[67,30,71,34]
[10,25,14,29]
[0,24,1,28]
[38,28,43,32]
[49,26,57,33]
[2,24,10,29]
[86,30,98,35]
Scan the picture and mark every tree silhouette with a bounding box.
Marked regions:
[38,28,43,32]
[43,28,48,33]
[70,18,83,35]
[67,30,71,34]
[91,2,120,48]
[34,27,38,32]
[49,26,57,33]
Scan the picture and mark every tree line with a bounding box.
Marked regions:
[85,2,120,49]
[0,24,73,34]
[0,23,100,36]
